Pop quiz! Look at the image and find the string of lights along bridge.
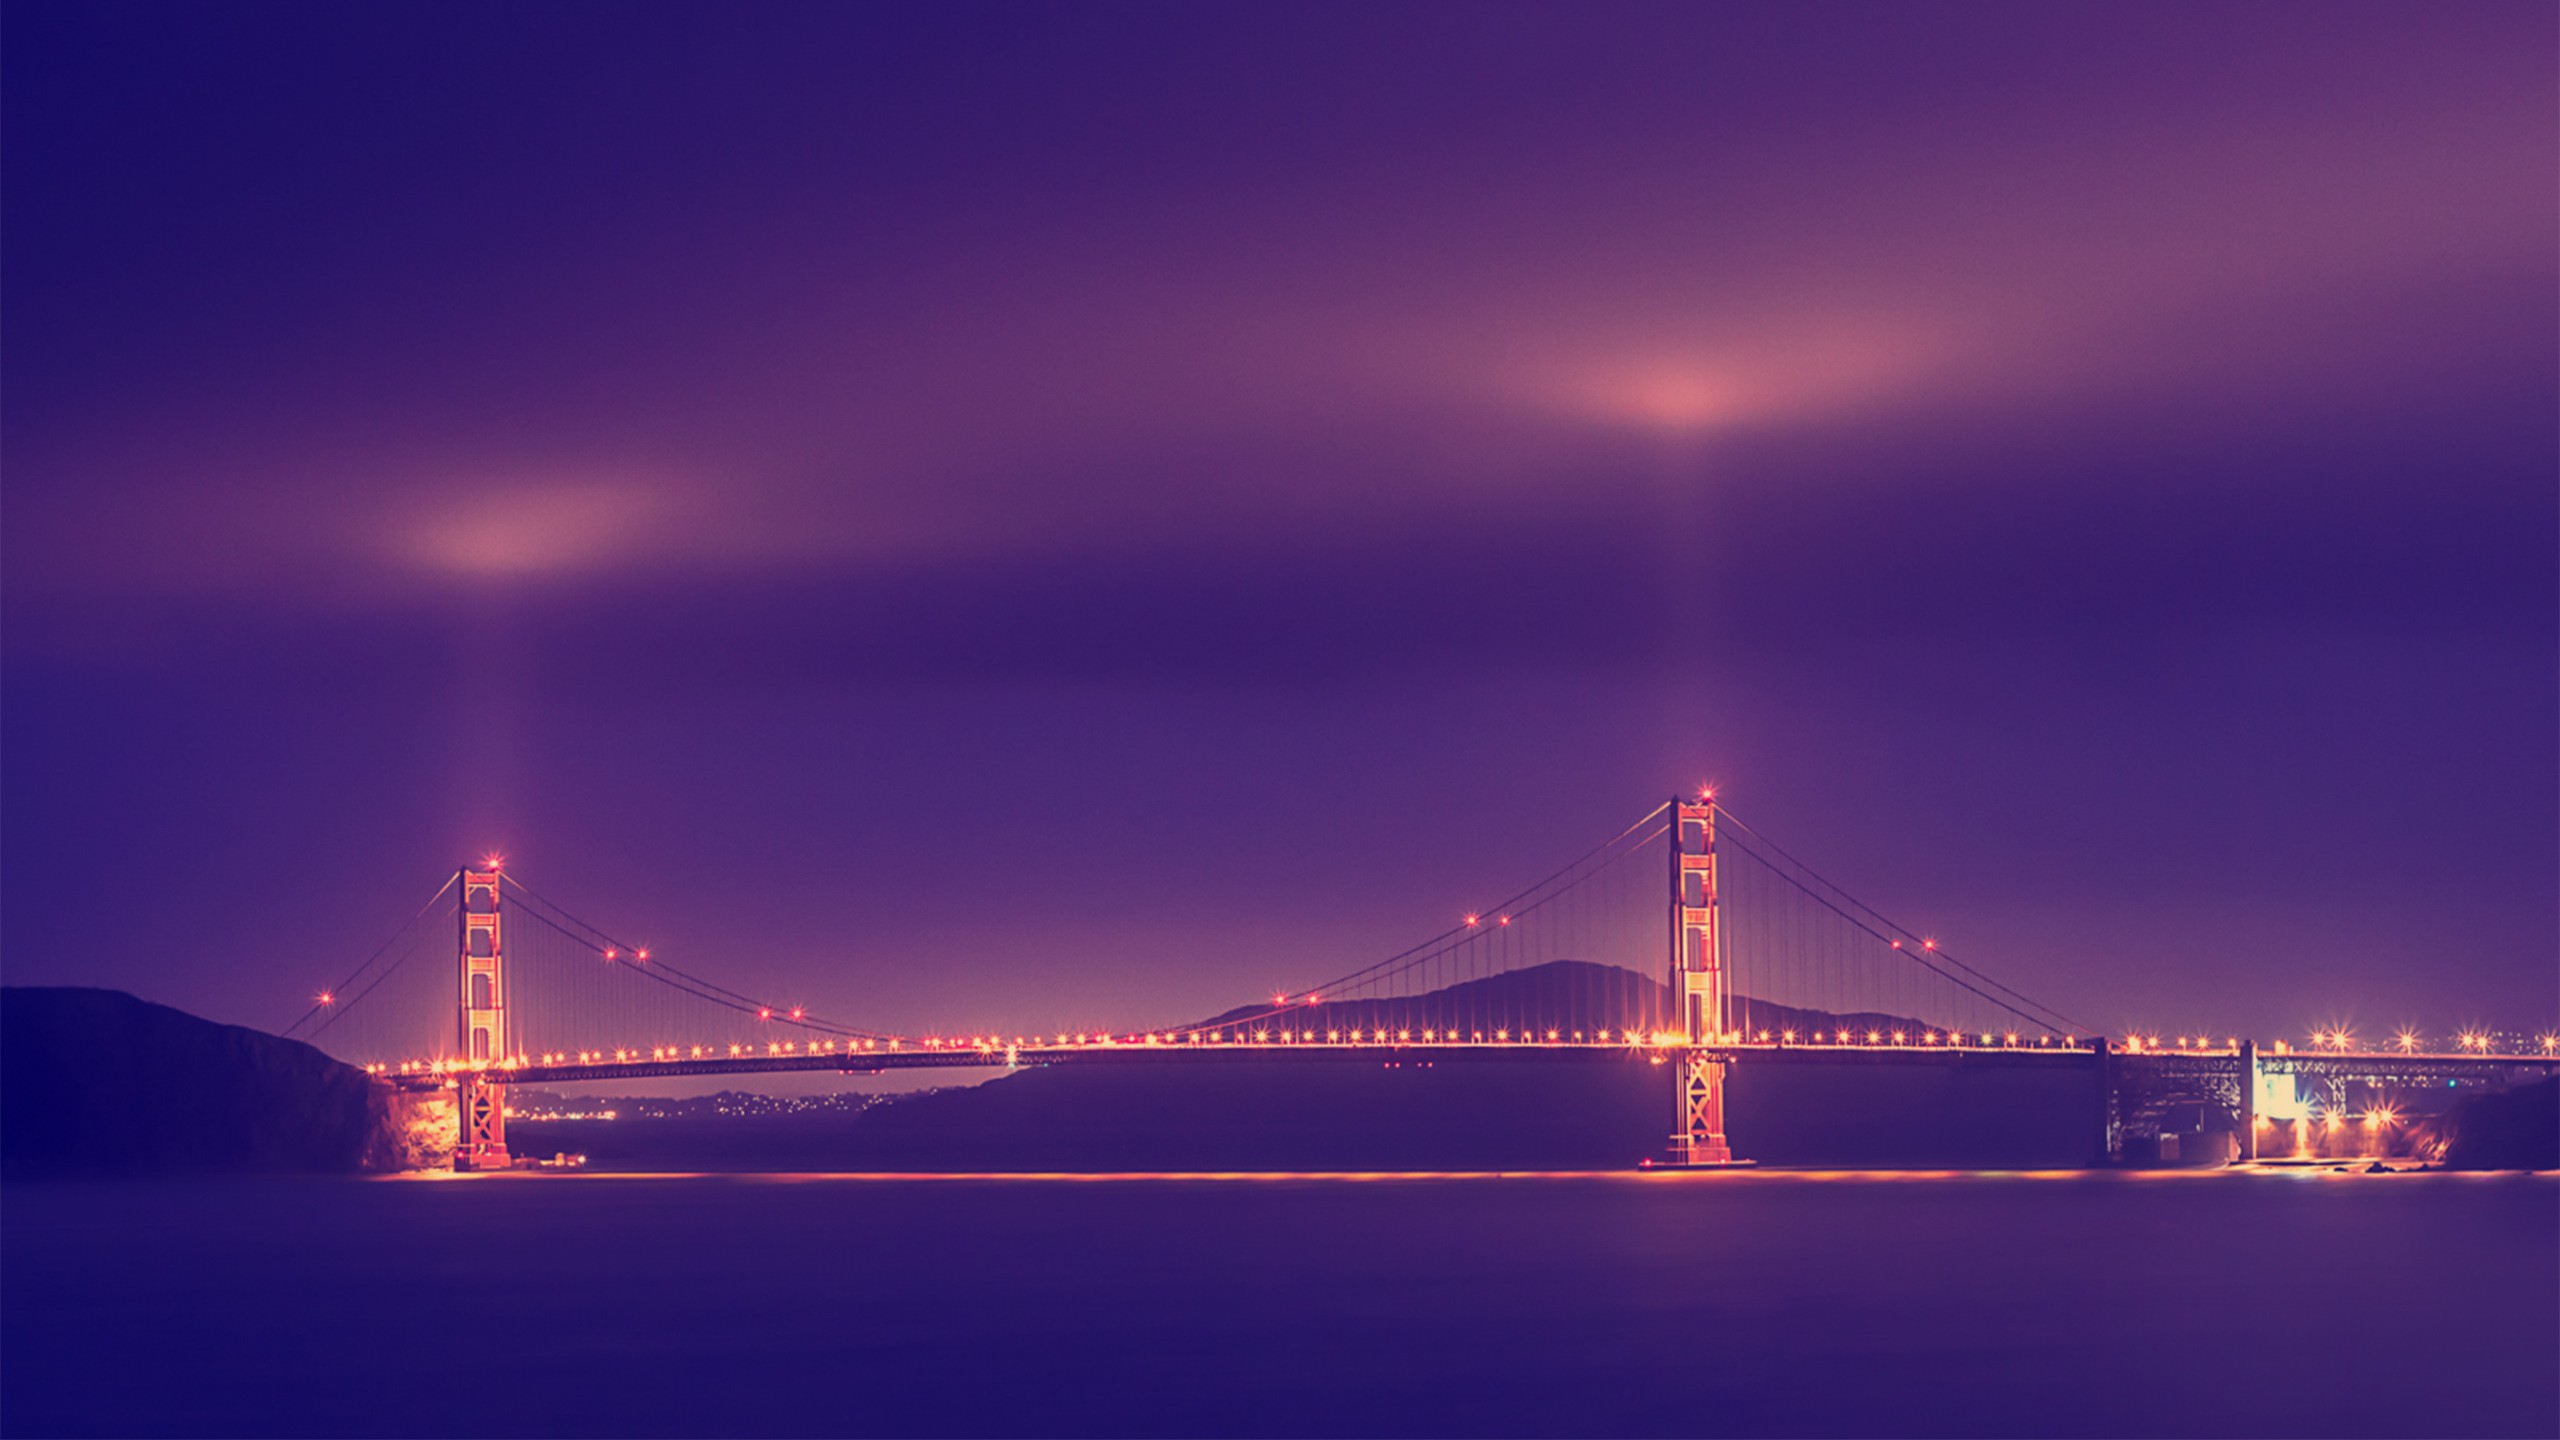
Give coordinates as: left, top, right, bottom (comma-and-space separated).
285, 795, 2557, 1171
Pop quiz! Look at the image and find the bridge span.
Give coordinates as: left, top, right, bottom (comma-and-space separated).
384, 1033, 2555, 1168
290, 795, 2556, 1170
394, 1032, 2117, 1089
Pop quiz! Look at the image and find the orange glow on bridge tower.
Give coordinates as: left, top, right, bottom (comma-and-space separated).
1672, 798, 1735, 1164
456, 866, 511, 1171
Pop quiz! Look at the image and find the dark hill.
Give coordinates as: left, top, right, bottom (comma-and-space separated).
2434, 1075, 2559, 1171
1, 987, 405, 1177
1197, 959, 1937, 1045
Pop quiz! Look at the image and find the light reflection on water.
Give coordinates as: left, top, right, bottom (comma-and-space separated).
7, 1170, 2553, 1437
389, 1163, 2518, 1184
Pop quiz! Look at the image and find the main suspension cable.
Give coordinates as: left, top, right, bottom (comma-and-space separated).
284, 871, 461, 1038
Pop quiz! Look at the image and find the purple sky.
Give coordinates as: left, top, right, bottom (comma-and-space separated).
6, 2, 2553, 1046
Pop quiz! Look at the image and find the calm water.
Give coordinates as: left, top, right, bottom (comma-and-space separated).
5, 1170, 2553, 1437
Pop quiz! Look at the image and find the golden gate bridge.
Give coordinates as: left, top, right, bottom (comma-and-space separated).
283, 796, 2558, 1171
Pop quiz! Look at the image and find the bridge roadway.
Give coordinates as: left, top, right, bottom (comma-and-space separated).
2259, 1051, 2560, 1083
387, 1036, 2112, 1089
380, 1034, 2555, 1092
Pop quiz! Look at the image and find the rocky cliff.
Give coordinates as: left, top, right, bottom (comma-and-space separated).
2428, 1075, 2559, 1171
1, 987, 429, 1177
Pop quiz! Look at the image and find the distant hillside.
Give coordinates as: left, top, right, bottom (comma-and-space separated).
1, 987, 416, 1177
1195, 959, 1934, 1042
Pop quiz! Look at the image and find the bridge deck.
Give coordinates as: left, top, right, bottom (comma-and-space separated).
388, 1037, 2134, 1090
2257, 1052, 2560, 1081
379, 1039, 2558, 1092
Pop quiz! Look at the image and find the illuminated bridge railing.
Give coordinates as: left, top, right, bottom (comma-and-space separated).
366, 1028, 2130, 1089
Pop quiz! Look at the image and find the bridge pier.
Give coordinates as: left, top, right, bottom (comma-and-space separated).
1674, 1054, 1733, 1165
457, 1072, 510, 1171
2093, 1036, 2116, 1164
2236, 1041, 2257, 1162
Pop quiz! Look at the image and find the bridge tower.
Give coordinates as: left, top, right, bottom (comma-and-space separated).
456, 866, 511, 1171
1671, 798, 1735, 1164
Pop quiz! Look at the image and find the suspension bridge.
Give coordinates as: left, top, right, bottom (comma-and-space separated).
285, 796, 2557, 1171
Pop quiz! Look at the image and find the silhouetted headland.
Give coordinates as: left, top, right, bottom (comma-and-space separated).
0, 987, 432, 1178
2433, 1075, 2559, 1170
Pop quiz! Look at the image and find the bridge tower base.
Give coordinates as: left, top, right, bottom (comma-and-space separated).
2235, 1041, 2258, 1163
2093, 1036, 2116, 1165
1674, 1054, 1734, 1165
457, 1072, 511, 1172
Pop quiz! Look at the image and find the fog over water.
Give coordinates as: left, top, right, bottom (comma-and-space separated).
6, 1172, 2551, 1436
